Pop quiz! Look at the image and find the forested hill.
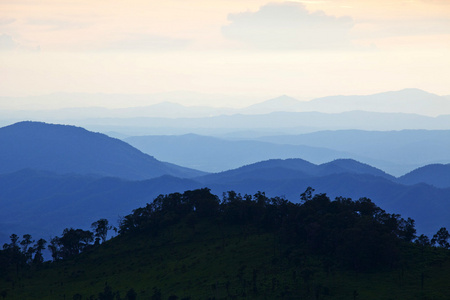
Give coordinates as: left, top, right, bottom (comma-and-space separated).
1, 188, 450, 299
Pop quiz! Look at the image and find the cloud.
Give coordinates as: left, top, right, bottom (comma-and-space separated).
0, 18, 16, 26
421, 0, 450, 4
26, 18, 91, 31
0, 33, 40, 52
104, 34, 191, 52
0, 34, 17, 50
222, 2, 354, 50
353, 17, 450, 40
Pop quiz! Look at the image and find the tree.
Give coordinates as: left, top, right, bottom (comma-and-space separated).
8, 234, 20, 252
59, 228, 94, 258
48, 237, 60, 261
91, 219, 112, 244
20, 234, 35, 263
300, 187, 315, 202
125, 288, 137, 300
33, 238, 47, 264
431, 227, 450, 249
151, 287, 162, 300
20, 234, 34, 254
398, 218, 417, 242
73, 293, 83, 300
98, 284, 115, 300
415, 234, 431, 248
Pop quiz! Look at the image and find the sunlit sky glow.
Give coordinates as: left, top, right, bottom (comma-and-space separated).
1, 0, 449, 107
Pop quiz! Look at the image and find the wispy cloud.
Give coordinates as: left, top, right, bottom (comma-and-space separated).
0, 33, 40, 52
0, 33, 17, 50
0, 17, 15, 26
222, 2, 354, 50
103, 34, 191, 52
26, 18, 92, 31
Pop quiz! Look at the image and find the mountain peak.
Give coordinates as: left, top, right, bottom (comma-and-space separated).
0, 121, 205, 180
242, 95, 301, 114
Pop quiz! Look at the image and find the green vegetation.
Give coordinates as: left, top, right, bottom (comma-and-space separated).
1, 188, 450, 299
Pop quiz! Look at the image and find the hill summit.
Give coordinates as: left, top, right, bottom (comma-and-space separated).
0, 121, 205, 180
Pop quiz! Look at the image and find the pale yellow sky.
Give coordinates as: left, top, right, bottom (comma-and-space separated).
1, 0, 449, 107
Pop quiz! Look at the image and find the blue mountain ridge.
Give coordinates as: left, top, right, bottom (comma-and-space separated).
0, 121, 205, 180
1, 121, 449, 246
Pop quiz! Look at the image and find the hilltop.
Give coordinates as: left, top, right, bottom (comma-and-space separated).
0, 121, 205, 180
1, 188, 449, 299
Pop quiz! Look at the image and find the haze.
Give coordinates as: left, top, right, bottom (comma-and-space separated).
1, 0, 450, 109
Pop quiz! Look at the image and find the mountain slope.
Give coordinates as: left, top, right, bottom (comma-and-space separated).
0, 169, 202, 245
398, 164, 450, 188
305, 88, 450, 116
195, 159, 449, 235
0, 121, 205, 179
1, 156, 450, 247
256, 129, 450, 176
240, 95, 302, 114
3, 193, 450, 300
124, 134, 358, 172
196, 158, 394, 184
317, 158, 395, 179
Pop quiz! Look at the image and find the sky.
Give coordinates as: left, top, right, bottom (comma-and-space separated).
1, 0, 450, 108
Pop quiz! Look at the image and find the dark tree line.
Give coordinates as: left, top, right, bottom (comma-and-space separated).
118, 187, 450, 271
0, 218, 113, 274
2, 188, 449, 271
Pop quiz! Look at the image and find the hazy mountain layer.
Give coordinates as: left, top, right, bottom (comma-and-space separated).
0, 122, 205, 180
398, 164, 450, 188
1, 89, 449, 120
198, 159, 449, 235
305, 88, 450, 116
124, 134, 358, 172
2, 122, 450, 247
123, 130, 450, 176
0, 169, 202, 245
1, 157, 449, 247
255, 129, 450, 176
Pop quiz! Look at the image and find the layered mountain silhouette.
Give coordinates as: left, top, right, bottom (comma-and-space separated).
0, 169, 201, 244
1, 121, 450, 248
3, 89, 450, 138
256, 129, 450, 175
196, 158, 394, 184
2, 89, 449, 119
65, 110, 450, 138
124, 134, 356, 172
0, 121, 205, 180
124, 130, 450, 176
306, 88, 450, 116
196, 159, 449, 237
398, 164, 450, 188
241, 89, 450, 116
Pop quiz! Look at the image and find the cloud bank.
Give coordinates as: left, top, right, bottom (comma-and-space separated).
0, 34, 17, 50
104, 34, 191, 52
222, 2, 354, 50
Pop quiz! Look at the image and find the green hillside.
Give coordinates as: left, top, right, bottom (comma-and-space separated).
1, 188, 450, 299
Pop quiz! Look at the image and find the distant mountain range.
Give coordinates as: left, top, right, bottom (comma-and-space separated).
2, 89, 450, 138
253, 129, 450, 175
1, 89, 449, 118
1, 121, 450, 248
197, 159, 450, 238
398, 164, 450, 188
0, 170, 201, 245
0, 122, 205, 180
124, 130, 450, 176
124, 134, 357, 172
72, 111, 450, 138
303, 88, 450, 116
196, 158, 394, 184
